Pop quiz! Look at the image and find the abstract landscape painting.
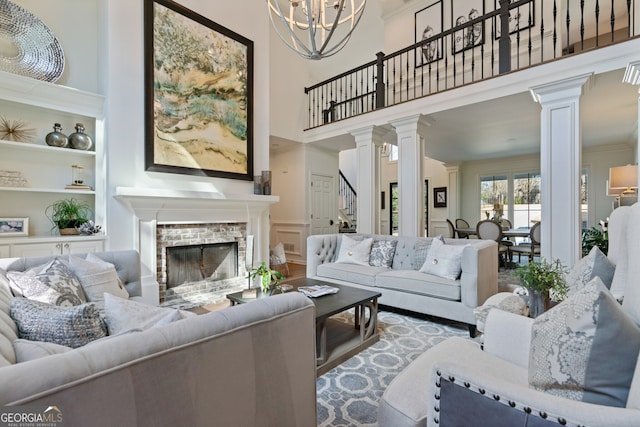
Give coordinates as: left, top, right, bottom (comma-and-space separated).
145, 0, 253, 180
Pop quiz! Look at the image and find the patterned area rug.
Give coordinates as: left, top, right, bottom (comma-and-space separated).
316, 309, 471, 426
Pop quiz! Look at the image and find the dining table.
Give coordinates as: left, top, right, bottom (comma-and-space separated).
454, 226, 531, 238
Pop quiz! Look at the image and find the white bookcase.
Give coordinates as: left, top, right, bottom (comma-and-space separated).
0, 71, 106, 256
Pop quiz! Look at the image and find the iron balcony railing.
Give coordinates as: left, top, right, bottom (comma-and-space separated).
304, 0, 637, 130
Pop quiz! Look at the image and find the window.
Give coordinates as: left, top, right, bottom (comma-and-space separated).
389, 144, 398, 161
390, 182, 398, 235
480, 175, 508, 220
581, 167, 588, 229
513, 172, 541, 229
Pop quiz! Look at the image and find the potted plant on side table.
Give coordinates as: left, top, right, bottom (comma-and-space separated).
248, 261, 285, 295
45, 198, 92, 235
515, 258, 569, 318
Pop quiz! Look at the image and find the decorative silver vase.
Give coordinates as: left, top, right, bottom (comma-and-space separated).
45, 123, 68, 147
68, 123, 93, 150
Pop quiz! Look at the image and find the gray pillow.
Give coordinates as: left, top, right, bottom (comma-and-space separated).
68, 253, 129, 309
103, 293, 184, 335
529, 276, 640, 407
13, 339, 72, 363
413, 239, 432, 270
369, 240, 397, 268
566, 246, 615, 297
10, 298, 107, 349
7, 259, 87, 306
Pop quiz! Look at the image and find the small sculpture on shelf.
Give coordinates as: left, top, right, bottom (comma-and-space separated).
0, 116, 35, 143
75, 220, 102, 236
45, 123, 68, 147
68, 123, 93, 150
65, 165, 92, 190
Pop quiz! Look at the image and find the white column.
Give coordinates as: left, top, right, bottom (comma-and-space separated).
351, 126, 385, 234
530, 73, 592, 268
390, 115, 427, 236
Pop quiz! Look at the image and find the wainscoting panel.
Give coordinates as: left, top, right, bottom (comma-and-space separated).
432, 220, 450, 238
270, 222, 310, 264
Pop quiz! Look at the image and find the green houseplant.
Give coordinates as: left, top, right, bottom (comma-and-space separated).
581, 226, 608, 256
248, 261, 285, 294
45, 198, 92, 235
515, 258, 569, 317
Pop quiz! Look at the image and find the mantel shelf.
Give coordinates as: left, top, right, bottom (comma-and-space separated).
114, 187, 280, 213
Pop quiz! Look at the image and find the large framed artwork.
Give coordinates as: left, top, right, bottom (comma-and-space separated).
493, 0, 535, 39
451, 0, 484, 54
414, 0, 443, 67
144, 0, 254, 180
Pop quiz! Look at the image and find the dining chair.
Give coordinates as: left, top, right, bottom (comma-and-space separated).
509, 222, 541, 263
455, 218, 471, 239
445, 219, 456, 238
476, 219, 509, 267
499, 218, 515, 258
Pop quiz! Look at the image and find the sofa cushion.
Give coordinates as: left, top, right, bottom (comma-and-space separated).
335, 235, 373, 266
69, 253, 129, 309
376, 270, 461, 300
566, 246, 615, 298
419, 238, 466, 280
369, 240, 397, 268
391, 237, 422, 270
10, 298, 107, 349
104, 293, 184, 335
316, 263, 386, 287
7, 259, 87, 307
529, 277, 640, 407
13, 339, 72, 362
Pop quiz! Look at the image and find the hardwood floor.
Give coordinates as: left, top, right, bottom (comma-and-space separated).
190, 262, 306, 314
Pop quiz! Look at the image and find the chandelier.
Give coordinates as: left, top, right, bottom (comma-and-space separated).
267, 0, 366, 60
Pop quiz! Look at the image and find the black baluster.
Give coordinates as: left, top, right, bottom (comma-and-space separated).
553, 1, 558, 58
595, 0, 600, 47
566, 0, 571, 52
610, 0, 615, 43
540, 0, 545, 61
528, 6, 533, 66
580, 0, 585, 51
628, 0, 632, 38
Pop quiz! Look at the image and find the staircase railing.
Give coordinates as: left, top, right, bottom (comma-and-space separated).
339, 170, 357, 227
305, 0, 636, 130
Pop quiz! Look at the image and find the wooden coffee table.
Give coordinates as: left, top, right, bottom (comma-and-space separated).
226, 277, 381, 376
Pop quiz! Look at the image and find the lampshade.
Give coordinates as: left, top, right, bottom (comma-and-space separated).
609, 165, 638, 192
267, 0, 366, 60
606, 180, 624, 197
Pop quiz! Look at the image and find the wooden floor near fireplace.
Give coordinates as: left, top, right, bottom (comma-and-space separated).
189, 262, 306, 314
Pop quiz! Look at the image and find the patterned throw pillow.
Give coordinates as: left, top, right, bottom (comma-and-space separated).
7, 259, 87, 306
565, 246, 615, 298
335, 235, 374, 266
413, 239, 432, 270
369, 240, 398, 268
10, 298, 107, 349
419, 238, 466, 280
529, 277, 640, 407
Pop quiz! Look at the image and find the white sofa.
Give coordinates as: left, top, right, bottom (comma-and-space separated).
0, 250, 317, 427
378, 204, 640, 427
306, 234, 499, 336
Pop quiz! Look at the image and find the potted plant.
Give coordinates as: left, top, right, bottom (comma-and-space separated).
515, 258, 569, 318
248, 261, 285, 294
45, 198, 92, 235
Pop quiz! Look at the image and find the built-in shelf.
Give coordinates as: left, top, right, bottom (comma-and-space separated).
0, 187, 95, 195
0, 139, 96, 156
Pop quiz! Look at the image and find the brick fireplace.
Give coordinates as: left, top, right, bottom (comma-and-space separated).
156, 222, 249, 305
114, 186, 279, 305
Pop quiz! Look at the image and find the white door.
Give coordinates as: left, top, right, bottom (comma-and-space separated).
310, 174, 338, 235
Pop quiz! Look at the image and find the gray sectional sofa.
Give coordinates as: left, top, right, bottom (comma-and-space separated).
307, 234, 499, 335
0, 250, 317, 427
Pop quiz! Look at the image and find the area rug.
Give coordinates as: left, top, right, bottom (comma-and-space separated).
316, 309, 471, 426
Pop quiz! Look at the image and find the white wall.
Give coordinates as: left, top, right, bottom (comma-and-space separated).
339, 149, 358, 188
14, 0, 273, 253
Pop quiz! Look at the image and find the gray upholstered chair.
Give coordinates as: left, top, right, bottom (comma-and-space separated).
476, 219, 509, 267
509, 222, 541, 263
455, 218, 471, 239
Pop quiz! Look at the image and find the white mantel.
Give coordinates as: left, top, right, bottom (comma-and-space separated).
114, 186, 279, 303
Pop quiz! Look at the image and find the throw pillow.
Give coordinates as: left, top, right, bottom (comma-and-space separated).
103, 293, 183, 335
335, 235, 373, 266
473, 292, 528, 333
529, 277, 640, 407
413, 239, 432, 270
270, 242, 286, 265
369, 240, 398, 268
565, 246, 615, 297
68, 253, 129, 309
7, 259, 87, 306
10, 298, 107, 349
13, 339, 72, 363
419, 238, 466, 280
